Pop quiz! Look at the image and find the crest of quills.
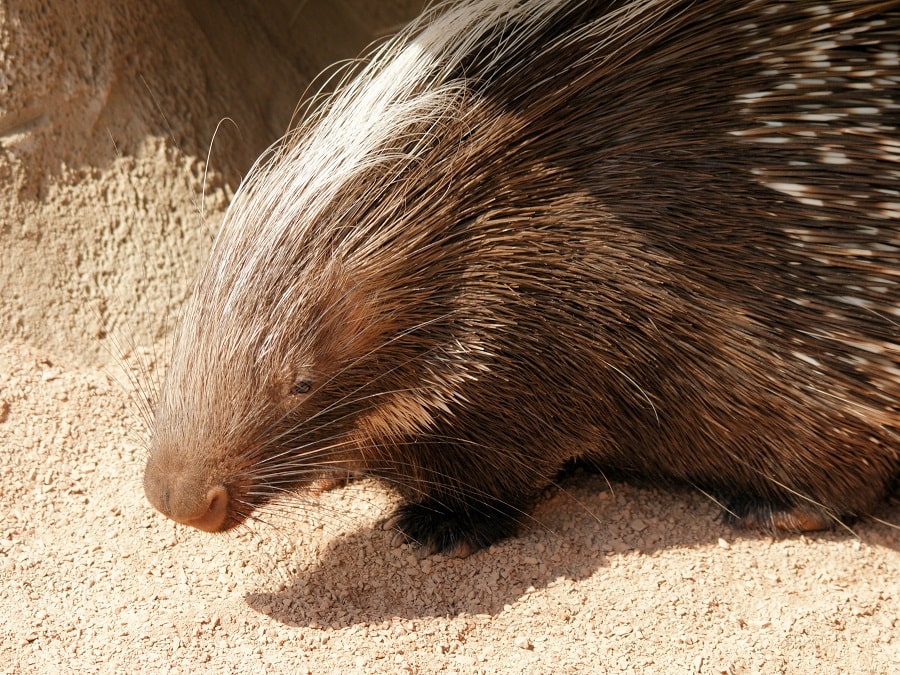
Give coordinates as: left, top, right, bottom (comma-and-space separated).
143, 0, 900, 558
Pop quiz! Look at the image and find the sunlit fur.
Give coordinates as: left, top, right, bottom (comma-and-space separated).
144, 0, 900, 554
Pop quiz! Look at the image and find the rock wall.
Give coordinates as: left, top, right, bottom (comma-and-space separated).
0, 0, 424, 366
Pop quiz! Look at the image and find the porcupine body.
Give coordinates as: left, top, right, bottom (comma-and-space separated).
144, 0, 900, 556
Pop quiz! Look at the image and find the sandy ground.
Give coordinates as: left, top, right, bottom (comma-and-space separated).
1, 1, 899, 673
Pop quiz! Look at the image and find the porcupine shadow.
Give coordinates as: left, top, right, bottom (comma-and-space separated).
244, 473, 900, 626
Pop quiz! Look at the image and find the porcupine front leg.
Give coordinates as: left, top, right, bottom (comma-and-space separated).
375, 432, 546, 556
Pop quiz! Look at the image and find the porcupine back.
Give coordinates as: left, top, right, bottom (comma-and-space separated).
144, 0, 900, 555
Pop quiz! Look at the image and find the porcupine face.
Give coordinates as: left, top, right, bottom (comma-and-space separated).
143, 0, 900, 551
142, 252, 384, 532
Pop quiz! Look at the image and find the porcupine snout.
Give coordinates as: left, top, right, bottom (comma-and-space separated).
143, 449, 230, 533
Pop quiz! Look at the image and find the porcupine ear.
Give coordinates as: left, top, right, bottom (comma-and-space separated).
273, 259, 382, 404
305, 258, 383, 367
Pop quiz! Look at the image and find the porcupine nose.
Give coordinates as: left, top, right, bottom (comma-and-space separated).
170, 485, 229, 532
143, 456, 230, 532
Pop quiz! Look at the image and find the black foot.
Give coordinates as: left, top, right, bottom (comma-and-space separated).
723, 495, 842, 532
387, 497, 526, 557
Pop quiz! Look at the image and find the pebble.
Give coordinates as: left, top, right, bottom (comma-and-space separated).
514, 636, 533, 650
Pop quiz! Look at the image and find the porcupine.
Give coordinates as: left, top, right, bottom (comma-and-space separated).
143, 0, 900, 556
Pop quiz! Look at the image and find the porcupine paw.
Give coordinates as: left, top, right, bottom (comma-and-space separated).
384, 499, 523, 558
723, 497, 841, 532
308, 470, 361, 495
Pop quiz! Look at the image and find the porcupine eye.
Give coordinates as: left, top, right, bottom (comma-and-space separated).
291, 378, 313, 395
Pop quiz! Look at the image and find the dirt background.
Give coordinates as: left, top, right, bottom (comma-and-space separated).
1, 1, 899, 672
